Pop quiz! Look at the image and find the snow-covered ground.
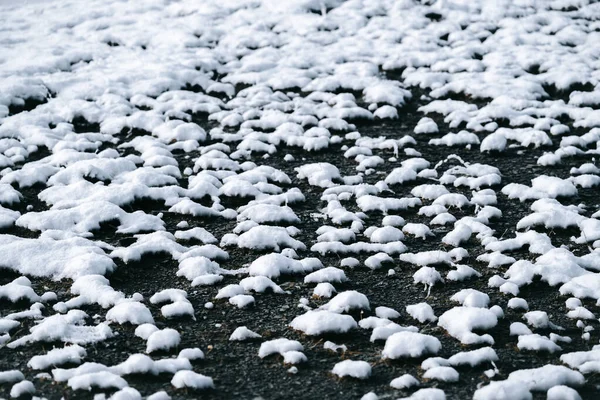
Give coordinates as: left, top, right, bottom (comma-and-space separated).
1, 0, 600, 398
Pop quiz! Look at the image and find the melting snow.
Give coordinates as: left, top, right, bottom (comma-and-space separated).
1, 0, 599, 397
